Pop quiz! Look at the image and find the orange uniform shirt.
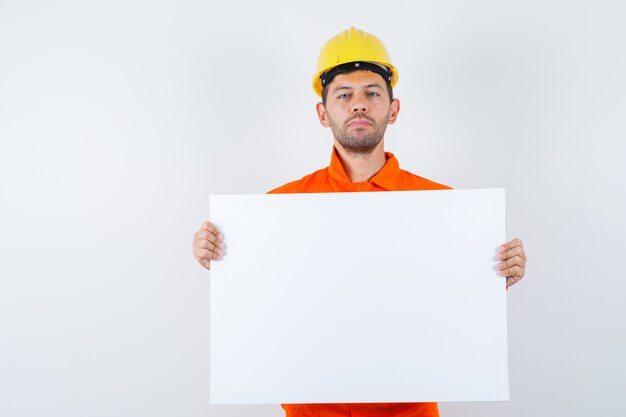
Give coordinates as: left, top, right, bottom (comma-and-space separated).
269, 147, 450, 417
270, 148, 450, 194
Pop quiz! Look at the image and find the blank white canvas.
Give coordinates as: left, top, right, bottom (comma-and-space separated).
209, 189, 507, 404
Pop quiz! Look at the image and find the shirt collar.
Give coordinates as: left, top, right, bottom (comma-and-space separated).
328, 146, 401, 191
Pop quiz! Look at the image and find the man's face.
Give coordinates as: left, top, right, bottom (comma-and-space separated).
316, 70, 400, 155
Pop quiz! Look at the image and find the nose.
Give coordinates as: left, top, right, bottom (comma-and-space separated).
351, 95, 368, 113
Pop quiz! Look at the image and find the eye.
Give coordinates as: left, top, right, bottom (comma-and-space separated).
337, 92, 351, 99
366, 91, 380, 97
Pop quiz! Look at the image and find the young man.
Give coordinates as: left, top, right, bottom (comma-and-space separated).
193, 27, 527, 417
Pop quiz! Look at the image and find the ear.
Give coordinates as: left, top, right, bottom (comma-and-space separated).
387, 98, 400, 125
316, 102, 331, 127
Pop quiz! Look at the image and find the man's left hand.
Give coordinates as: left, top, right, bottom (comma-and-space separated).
496, 238, 527, 288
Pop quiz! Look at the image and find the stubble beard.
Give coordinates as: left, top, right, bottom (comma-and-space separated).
329, 114, 389, 156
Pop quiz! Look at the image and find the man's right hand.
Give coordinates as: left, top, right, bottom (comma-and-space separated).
192, 221, 224, 270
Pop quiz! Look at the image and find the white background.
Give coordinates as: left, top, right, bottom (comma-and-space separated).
0, 1, 624, 416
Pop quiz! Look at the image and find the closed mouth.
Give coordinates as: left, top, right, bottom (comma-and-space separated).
347, 117, 373, 128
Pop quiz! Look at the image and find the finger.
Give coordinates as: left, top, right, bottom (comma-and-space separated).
496, 255, 526, 272
497, 238, 523, 253
195, 239, 216, 251
195, 239, 225, 257
193, 230, 225, 249
194, 229, 217, 242
193, 247, 222, 262
497, 265, 524, 279
200, 222, 223, 240
496, 246, 526, 262
506, 275, 522, 288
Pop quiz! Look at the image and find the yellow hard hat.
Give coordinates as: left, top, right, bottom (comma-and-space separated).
312, 27, 399, 97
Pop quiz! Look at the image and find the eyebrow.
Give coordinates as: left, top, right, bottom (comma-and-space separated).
331, 84, 385, 93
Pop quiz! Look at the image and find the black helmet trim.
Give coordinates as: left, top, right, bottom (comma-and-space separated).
320, 61, 392, 90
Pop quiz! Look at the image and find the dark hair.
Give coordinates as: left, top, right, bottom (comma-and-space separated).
321, 69, 394, 104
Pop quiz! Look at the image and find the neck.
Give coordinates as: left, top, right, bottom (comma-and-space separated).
333, 140, 387, 182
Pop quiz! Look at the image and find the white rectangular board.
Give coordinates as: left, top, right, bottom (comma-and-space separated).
209, 189, 508, 404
